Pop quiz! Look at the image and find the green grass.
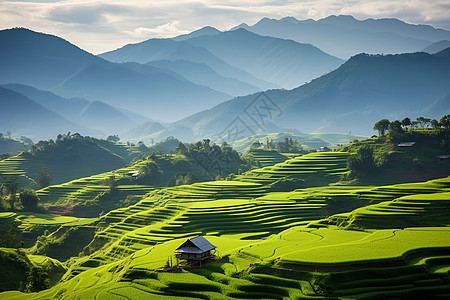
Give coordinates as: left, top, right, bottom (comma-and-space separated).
238, 151, 349, 187
245, 148, 288, 167
0, 138, 145, 187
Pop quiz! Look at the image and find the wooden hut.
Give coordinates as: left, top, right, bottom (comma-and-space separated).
175, 236, 217, 267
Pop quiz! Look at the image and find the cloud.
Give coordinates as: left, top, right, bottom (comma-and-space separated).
0, 0, 449, 54
128, 21, 190, 39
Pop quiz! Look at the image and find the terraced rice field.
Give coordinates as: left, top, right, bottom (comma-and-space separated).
1, 150, 449, 299
0, 156, 36, 186
239, 152, 349, 185
245, 148, 288, 167
36, 161, 155, 208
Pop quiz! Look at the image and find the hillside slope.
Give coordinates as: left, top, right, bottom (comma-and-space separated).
0, 87, 95, 140
0, 28, 231, 122
164, 51, 450, 139
3, 170, 449, 298
0, 136, 142, 186
186, 28, 344, 89
100, 38, 274, 91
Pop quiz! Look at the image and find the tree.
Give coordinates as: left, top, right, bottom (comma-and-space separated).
416, 117, 431, 128
440, 115, 450, 129
373, 119, 390, 136
347, 145, 376, 178
106, 135, 120, 143
20, 189, 39, 210
401, 117, 411, 130
138, 161, 162, 184
6, 131, 11, 138
0, 221, 23, 248
176, 142, 188, 155
175, 173, 192, 186
389, 120, 403, 134
104, 175, 118, 193
26, 267, 51, 292
37, 165, 52, 188
2, 176, 20, 210
431, 119, 440, 129
137, 141, 146, 149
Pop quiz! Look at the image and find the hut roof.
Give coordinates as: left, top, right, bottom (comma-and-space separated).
175, 236, 216, 254
397, 142, 415, 147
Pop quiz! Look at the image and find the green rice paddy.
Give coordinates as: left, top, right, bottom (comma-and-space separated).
1, 150, 449, 299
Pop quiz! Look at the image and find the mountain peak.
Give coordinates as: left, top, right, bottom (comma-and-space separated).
319, 14, 358, 24
280, 16, 299, 24
173, 26, 221, 41
229, 23, 250, 31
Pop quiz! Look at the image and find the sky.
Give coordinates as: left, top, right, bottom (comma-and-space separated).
1, 0, 450, 54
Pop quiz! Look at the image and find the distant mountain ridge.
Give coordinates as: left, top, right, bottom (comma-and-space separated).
100, 37, 275, 91
0, 86, 96, 140
101, 28, 343, 90
185, 28, 344, 89
233, 15, 450, 58
422, 40, 450, 54
1, 83, 153, 136
141, 49, 450, 140
0, 28, 233, 122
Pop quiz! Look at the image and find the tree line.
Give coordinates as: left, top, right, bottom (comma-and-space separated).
373, 115, 450, 136
251, 137, 308, 154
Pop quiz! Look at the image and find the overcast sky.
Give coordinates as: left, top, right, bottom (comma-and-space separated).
1, 0, 450, 54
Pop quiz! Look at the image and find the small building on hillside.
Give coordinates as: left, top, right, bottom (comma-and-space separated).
127, 171, 139, 179
175, 236, 217, 267
397, 142, 416, 151
317, 146, 331, 152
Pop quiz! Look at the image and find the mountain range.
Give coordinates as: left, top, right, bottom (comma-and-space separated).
0, 28, 231, 121
0, 86, 94, 139
0, 83, 154, 139
145, 49, 450, 141
102, 28, 344, 89
1, 16, 450, 143
234, 15, 450, 58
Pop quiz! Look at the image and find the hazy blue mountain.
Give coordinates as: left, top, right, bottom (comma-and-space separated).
422, 41, 450, 54
123, 120, 166, 140
173, 26, 221, 41
0, 28, 105, 90
0, 28, 234, 121
233, 15, 448, 58
318, 15, 450, 41
148, 51, 450, 140
1, 83, 150, 134
422, 94, 450, 117
77, 101, 134, 134
185, 28, 344, 89
146, 60, 260, 96
99, 38, 275, 90
0, 87, 95, 140
54, 62, 230, 121
1, 83, 89, 121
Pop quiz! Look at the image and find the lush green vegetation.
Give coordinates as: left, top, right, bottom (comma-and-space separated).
230, 132, 367, 152
342, 116, 450, 184
0, 125, 449, 299
0, 134, 29, 159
